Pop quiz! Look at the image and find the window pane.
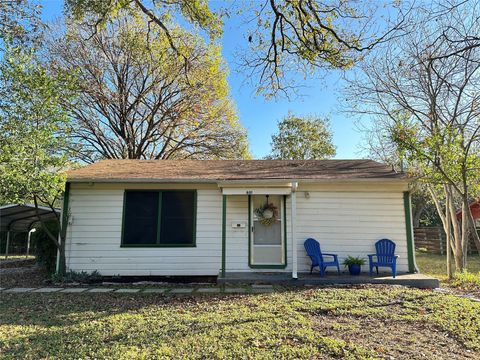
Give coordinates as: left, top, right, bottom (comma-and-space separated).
253, 221, 282, 245
123, 191, 159, 245
160, 191, 195, 245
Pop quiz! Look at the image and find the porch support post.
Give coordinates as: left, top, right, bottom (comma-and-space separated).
403, 191, 417, 273
221, 194, 227, 278
291, 183, 298, 279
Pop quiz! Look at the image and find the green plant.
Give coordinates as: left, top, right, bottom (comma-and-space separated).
51, 270, 102, 284
343, 256, 366, 267
451, 270, 480, 289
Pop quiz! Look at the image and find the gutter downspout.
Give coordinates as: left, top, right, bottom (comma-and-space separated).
291, 182, 298, 279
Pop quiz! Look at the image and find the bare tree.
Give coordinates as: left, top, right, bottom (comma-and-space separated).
345, 3, 480, 274
47, 13, 249, 163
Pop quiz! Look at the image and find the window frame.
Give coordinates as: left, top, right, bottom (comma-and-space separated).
120, 189, 197, 248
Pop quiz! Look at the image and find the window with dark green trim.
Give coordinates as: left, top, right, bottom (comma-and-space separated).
122, 190, 196, 247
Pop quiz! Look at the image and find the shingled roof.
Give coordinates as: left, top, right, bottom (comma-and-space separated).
67, 159, 407, 182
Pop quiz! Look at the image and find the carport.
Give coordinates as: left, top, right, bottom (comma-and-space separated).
0, 204, 60, 258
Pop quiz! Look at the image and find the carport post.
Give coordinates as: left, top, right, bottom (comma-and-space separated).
5, 230, 10, 259
26, 228, 36, 258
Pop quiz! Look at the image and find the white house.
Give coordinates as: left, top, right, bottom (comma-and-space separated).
63, 159, 416, 278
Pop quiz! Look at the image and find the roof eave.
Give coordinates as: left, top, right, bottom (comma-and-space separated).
68, 176, 411, 184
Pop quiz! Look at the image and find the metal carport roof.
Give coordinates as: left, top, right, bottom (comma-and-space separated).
0, 204, 60, 232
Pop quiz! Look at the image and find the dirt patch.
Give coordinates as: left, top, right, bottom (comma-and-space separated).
312, 315, 477, 359
0, 265, 50, 288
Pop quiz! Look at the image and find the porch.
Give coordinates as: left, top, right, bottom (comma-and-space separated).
218, 272, 439, 289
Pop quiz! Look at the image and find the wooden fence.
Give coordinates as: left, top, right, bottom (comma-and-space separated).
414, 227, 479, 255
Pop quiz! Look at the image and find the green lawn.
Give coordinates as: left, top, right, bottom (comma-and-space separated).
416, 251, 480, 291
416, 252, 480, 279
1, 287, 479, 359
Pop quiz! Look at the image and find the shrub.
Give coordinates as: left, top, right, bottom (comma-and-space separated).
51, 270, 102, 284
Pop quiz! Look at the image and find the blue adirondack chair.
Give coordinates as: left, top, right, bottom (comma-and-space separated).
304, 238, 340, 276
368, 239, 399, 278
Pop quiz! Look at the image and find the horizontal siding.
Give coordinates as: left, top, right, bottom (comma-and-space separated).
224, 190, 408, 274
66, 184, 223, 276
295, 191, 408, 273
225, 196, 250, 271
66, 182, 410, 276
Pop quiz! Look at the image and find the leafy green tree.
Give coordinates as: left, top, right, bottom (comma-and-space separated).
47, 12, 249, 162
0, 46, 76, 273
268, 113, 336, 160
64, 0, 222, 65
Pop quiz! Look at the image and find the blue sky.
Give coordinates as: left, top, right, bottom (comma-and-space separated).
40, 1, 366, 159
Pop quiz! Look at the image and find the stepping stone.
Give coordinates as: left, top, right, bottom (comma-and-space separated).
169, 288, 193, 294
60, 288, 88, 293
32, 288, 63, 293
87, 288, 114, 293
142, 288, 167, 293
251, 288, 275, 293
4, 288, 36, 293
196, 288, 221, 293
115, 289, 140, 293
224, 288, 247, 293
251, 284, 273, 289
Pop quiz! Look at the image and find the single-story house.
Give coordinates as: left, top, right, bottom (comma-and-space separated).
63, 159, 416, 278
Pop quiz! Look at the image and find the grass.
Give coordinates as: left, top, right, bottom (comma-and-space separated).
416, 252, 480, 291
0, 287, 479, 359
0, 255, 35, 261
416, 252, 480, 279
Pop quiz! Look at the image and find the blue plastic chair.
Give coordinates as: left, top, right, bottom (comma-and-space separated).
368, 239, 399, 278
304, 238, 340, 277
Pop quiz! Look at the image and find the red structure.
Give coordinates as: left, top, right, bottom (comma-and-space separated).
456, 199, 480, 220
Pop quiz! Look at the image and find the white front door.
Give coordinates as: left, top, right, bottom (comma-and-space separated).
250, 195, 285, 267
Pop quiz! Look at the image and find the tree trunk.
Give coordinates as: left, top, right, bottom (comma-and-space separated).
446, 185, 464, 271
58, 236, 66, 275
445, 190, 453, 279
413, 203, 426, 228
33, 195, 66, 275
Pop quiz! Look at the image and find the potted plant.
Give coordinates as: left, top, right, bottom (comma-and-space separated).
343, 256, 366, 276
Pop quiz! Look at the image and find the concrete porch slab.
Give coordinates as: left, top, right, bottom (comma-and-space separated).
218, 272, 439, 289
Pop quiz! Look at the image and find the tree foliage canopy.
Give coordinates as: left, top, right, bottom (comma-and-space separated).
268, 113, 336, 160
48, 12, 249, 162
0, 47, 75, 205
64, 0, 411, 98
